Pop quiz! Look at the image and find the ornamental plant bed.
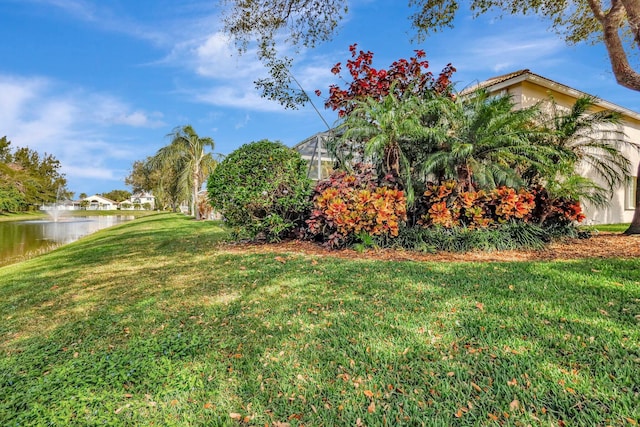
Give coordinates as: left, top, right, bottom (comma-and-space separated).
222, 232, 640, 263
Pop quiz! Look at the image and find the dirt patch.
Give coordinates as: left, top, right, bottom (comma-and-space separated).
221, 232, 640, 263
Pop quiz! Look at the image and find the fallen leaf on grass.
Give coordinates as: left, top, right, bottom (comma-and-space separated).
204, 402, 213, 409
363, 390, 374, 398
509, 399, 520, 411
470, 382, 482, 392
114, 404, 130, 414
229, 412, 242, 420
507, 378, 518, 386
274, 256, 287, 264
368, 401, 376, 413
475, 302, 484, 311
625, 418, 638, 425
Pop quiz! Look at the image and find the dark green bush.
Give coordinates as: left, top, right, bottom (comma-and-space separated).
207, 140, 312, 241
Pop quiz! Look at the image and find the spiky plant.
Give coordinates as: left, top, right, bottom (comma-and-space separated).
420, 89, 555, 192
531, 96, 638, 209
338, 93, 435, 205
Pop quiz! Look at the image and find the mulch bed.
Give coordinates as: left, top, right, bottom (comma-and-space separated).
221, 232, 640, 263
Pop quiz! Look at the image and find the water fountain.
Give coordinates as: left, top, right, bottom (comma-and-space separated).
41, 186, 67, 222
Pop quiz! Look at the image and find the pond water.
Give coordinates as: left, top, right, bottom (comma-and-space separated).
0, 215, 135, 267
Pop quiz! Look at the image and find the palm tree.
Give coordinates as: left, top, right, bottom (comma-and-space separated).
338, 94, 436, 205
420, 89, 554, 192
528, 96, 639, 214
151, 125, 217, 220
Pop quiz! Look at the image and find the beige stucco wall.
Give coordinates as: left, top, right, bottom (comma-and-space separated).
584, 117, 640, 224
502, 80, 640, 225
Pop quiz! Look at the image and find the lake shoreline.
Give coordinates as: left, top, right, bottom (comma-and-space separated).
0, 211, 161, 267
0, 209, 158, 222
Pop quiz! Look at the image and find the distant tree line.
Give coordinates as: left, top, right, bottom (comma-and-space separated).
0, 136, 68, 213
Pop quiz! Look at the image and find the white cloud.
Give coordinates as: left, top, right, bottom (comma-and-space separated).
193, 33, 264, 79
422, 13, 568, 85
64, 164, 117, 181
0, 73, 166, 190
31, 0, 96, 20
193, 86, 285, 112
454, 33, 564, 74
163, 29, 342, 114
113, 111, 165, 128
0, 76, 47, 124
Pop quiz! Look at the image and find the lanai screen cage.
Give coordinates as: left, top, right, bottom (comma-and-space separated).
293, 129, 338, 181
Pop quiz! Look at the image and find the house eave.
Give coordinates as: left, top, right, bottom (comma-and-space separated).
475, 71, 640, 122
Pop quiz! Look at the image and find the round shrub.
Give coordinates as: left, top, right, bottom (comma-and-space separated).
207, 140, 312, 241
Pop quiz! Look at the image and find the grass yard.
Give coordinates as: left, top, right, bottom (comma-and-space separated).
0, 213, 638, 426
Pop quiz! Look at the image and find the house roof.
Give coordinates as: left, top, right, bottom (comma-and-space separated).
461, 69, 640, 122
84, 194, 118, 204
131, 192, 154, 198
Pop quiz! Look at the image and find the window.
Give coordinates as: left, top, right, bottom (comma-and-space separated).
625, 176, 637, 210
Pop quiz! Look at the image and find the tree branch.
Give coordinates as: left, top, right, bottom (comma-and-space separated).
588, 0, 640, 91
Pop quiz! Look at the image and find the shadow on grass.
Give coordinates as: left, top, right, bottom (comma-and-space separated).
1, 213, 639, 425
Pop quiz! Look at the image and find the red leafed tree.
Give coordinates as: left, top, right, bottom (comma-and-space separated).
316, 44, 456, 117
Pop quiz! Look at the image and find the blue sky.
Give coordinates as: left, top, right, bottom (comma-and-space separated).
2, 0, 639, 196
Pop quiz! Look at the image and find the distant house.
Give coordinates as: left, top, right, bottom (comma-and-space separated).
294, 69, 640, 225
83, 195, 118, 210
120, 192, 155, 210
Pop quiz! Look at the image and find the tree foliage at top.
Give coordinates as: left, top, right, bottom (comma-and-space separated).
221, 0, 640, 95
411, 0, 640, 92
221, 0, 348, 108
0, 136, 67, 212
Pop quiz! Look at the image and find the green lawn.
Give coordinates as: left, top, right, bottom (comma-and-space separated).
1, 213, 638, 426
588, 223, 631, 233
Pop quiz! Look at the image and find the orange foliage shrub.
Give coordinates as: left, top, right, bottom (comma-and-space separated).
419, 181, 539, 228
307, 165, 407, 248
